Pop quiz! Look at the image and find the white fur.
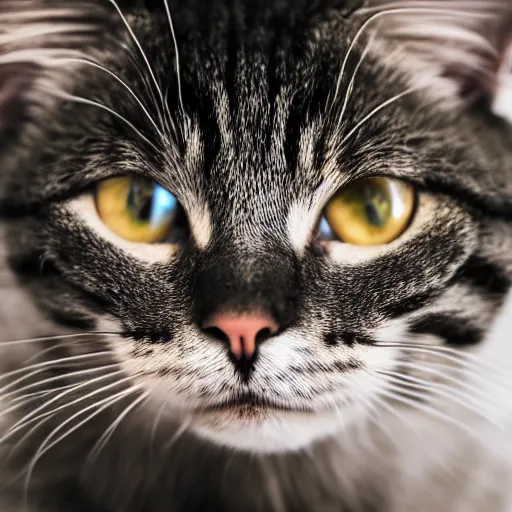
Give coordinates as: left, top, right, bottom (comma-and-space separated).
287, 199, 323, 254
104, 315, 399, 452
494, 41, 512, 121
372, 0, 512, 106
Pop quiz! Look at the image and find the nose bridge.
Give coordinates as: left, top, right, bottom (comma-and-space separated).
192, 243, 301, 328
209, 166, 288, 240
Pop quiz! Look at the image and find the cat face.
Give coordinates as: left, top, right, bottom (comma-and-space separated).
1, 0, 512, 453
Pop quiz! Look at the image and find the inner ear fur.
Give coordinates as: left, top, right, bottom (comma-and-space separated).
371, 0, 512, 109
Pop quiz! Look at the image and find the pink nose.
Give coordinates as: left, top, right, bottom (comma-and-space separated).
202, 312, 279, 359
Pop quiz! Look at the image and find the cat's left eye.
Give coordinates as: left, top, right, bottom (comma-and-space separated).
321, 177, 416, 246
95, 176, 182, 244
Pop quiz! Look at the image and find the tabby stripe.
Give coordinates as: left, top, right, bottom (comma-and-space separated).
324, 331, 374, 347
409, 313, 483, 347
381, 290, 440, 319
453, 255, 511, 296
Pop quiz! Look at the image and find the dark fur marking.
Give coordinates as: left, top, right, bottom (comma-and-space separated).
410, 314, 483, 347
381, 291, 439, 318
454, 254, 511, 296
324, 332, 374, 347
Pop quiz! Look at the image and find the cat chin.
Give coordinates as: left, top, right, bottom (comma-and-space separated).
188, 409, 347, 453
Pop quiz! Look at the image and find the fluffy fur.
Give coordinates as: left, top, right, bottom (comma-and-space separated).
0, 1, 511, 510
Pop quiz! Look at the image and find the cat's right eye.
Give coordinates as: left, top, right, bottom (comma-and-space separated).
95, 176, 184, 244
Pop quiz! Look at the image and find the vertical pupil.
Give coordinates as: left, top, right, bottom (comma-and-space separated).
363, 183, 389, 228
127, 180, 154, 222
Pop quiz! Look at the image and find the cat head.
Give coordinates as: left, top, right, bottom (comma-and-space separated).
0, 0, 511, 453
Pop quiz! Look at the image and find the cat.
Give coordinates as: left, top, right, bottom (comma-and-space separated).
0, 0, 511, 510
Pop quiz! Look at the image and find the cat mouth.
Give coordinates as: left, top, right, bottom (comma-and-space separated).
197, 392, 311, 414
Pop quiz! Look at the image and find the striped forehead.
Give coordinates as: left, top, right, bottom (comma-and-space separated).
178, 75, 326, 239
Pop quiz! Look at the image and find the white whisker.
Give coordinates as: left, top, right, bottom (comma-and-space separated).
163, 416, 192, 452
331, 5, 496, 108
376, 384, 494, 444
88, 391, 150, 461
0, 351, 111, 389
341, 85, 425, 146
7, 339, 106, 375
149, 395, 172, 456
22, 385, 141, 510
357, 1, 509, 15
163, 0, 184, 115
106, 0, 167, 128
376, 369, 501, 419
0, 385, 79, 422
1, 364, 120, 404
0, 23, 97, 45
388, 24, 496, 54
360, 390, 413, 448
375, 341, 511, 377
2, 371, 127, 447
377, 378, 504, 436
52, 57, 164, 138
0, 331, 118, 347
394, 358, 511, 398
335, 27, 377, 133
51, 90, 160, 152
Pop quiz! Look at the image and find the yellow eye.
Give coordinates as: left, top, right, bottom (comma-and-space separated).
323, 177, 415, 246
95, 176, 179, 244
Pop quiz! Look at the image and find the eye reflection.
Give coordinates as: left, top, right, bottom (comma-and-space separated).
320, 217, 334, 239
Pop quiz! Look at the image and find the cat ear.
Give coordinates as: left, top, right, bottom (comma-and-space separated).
0, 1, 109, 134
373, 0, 512, 115
0, 67, 31, 134
493, 39, 512, 121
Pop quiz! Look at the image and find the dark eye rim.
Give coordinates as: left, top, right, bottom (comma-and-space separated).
317, 176, 419, 244
93, 173, 177, 198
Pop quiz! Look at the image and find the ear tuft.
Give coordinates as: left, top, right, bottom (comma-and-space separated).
0, 1, 111, 133
370, 0, 512, 111
0, 66, 34, 134
493, 39, 512, 121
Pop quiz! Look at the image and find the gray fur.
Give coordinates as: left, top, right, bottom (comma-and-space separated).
0, 1, 511, 510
